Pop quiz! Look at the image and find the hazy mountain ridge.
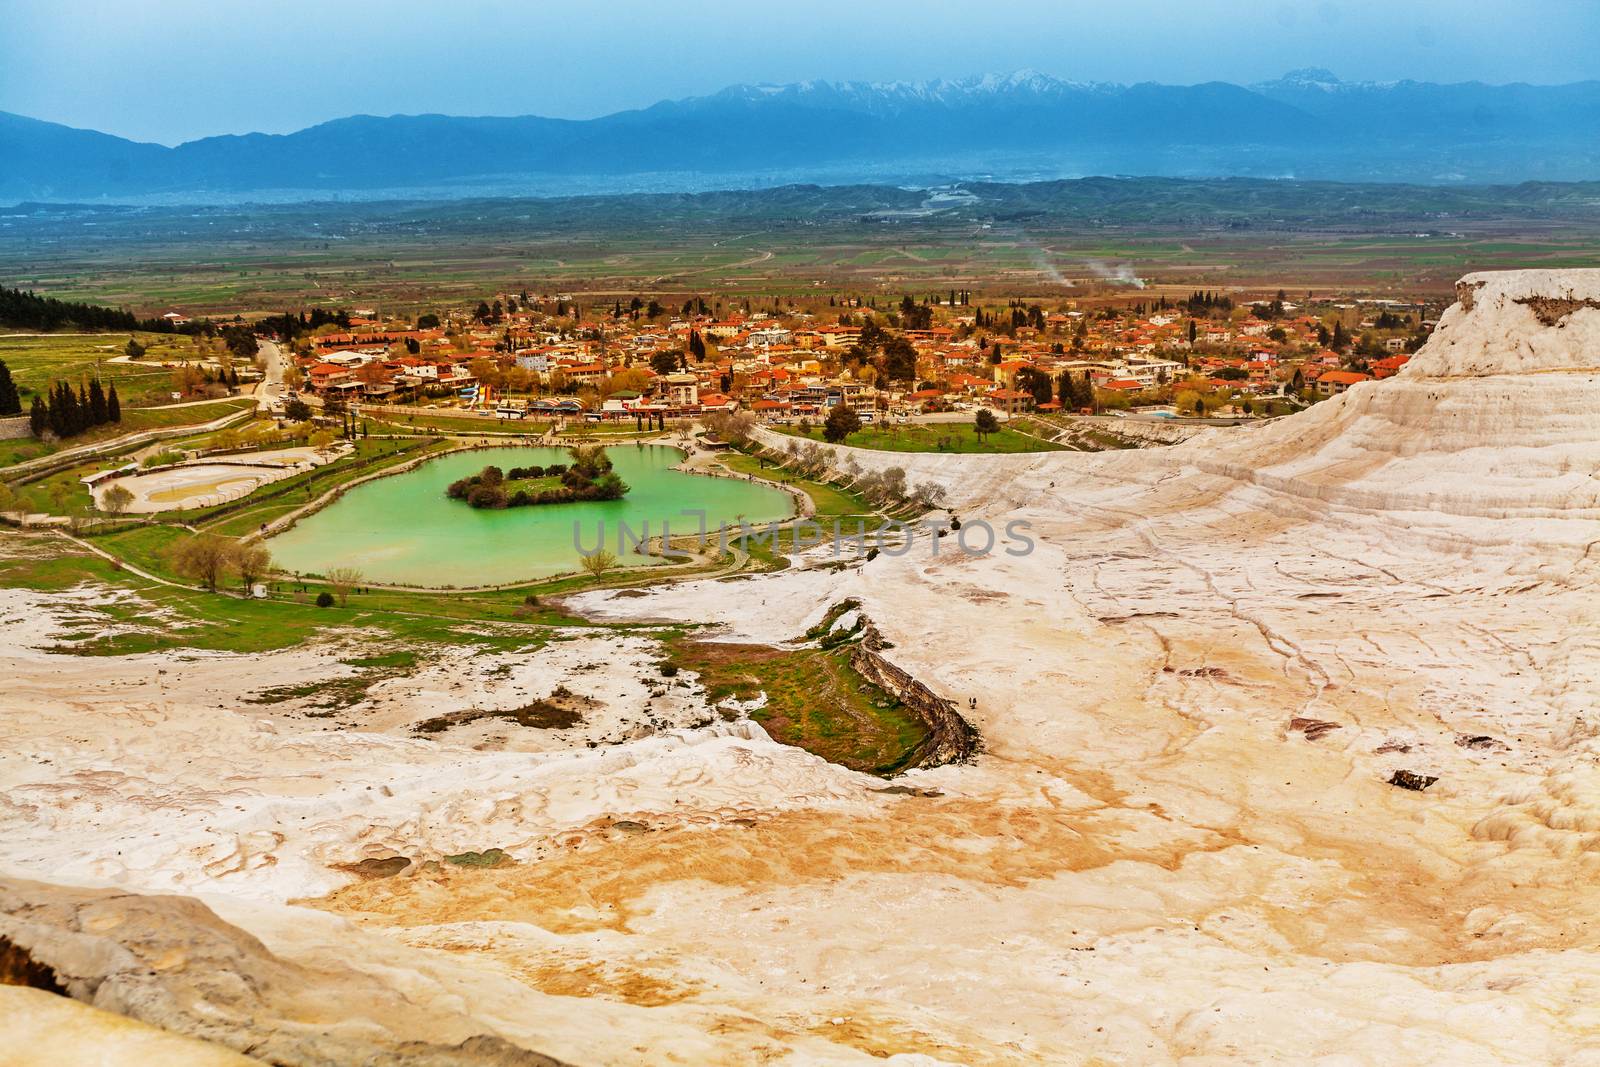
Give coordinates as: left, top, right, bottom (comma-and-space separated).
4, 70, 1598, 202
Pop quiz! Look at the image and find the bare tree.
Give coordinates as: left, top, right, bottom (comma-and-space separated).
169, 533, 236, 591
100, 483, 134, 516
912, 481, 949, 511
579, 548, 618, 581
324, 566, 364, 606
704, 410, 756, 446
235, 543, 273, 589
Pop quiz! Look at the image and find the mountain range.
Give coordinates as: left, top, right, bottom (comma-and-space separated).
4, 69, 1598, 203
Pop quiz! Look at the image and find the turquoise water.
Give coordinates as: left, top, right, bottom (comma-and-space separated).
268, 445, 793, 587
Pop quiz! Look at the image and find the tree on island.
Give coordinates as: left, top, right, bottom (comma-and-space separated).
974, 408, 1001, 441
446, 444, 627, 509
823, 404, 861, 444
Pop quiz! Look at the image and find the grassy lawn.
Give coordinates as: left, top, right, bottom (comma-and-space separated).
0, 397, 256, 469
366, 411, 551, 436
776, 422, 1065, 454
119, 397, 256, 432
0, 540, 563, 657
714, 448, 874, 521
0, 331, 213, 407
667, 636, 927, 776
566, 421, 678, 437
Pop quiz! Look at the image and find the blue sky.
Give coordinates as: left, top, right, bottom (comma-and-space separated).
3, 0, 1597, 144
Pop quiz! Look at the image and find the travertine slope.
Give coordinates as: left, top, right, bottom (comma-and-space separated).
3, 270, 1599, 1065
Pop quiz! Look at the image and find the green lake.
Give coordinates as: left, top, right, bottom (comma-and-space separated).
268, 445, 794, 587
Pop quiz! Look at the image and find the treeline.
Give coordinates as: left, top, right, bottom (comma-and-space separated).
29, 379, 121, 439
1182, 290, 1235, 316
1013, 367, 1099, 409
0, 285, 182, 333
253, 308, 352, 339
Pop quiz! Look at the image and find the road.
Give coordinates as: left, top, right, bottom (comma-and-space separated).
254, 339, 285, 411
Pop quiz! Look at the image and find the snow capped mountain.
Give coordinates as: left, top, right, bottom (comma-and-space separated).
693, 70, 1119, 115
5, 71, 1599, 201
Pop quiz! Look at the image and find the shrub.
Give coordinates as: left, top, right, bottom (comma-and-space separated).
467, 484, 507, 508
315, 591, 335, 607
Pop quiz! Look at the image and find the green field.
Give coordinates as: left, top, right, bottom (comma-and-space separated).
667, 636, 927, 776
366, 411, 551, 436
777, 422, 1066, 454
7, 179, 1600, 317
713, 448, 875, 520
0, 332, 225, 407
0, 396, 256, 469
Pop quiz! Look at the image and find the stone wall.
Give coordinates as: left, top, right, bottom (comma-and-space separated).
0, 417, 29, 441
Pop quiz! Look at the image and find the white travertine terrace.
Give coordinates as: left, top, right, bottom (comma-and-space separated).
3, 270, 1600, 1064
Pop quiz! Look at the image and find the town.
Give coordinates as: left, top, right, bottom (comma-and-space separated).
273, 287, 1430, 432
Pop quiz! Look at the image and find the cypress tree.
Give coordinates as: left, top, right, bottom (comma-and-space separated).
106, 382, 121, 423
48, 382, 70, 437
29, 395, 47, 437
77, 383, 91, 433
0, 360, 19, 416
88, 378, 108, 426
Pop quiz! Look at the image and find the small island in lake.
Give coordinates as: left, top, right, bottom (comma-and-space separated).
446, 444, 629, 508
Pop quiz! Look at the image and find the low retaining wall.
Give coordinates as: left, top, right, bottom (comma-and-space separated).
850, 620, 980, 769
5, 407, 257, 483
0, 416, 29, 441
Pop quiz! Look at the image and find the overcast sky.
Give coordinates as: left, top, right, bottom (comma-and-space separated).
3, 0, 1597, 144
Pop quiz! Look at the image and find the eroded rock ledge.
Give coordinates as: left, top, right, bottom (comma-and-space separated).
0, 877, 569, 1066
851, 620, 981, 768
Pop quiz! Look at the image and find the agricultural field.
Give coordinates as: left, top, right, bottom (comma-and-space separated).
0, 331, 230, 406
7, 179, 1600, 317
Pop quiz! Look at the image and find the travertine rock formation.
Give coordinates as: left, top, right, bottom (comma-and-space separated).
0, 877, 567, 1066
4, 270, 1599, 1064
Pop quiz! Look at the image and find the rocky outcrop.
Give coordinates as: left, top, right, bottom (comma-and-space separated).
0, 877, 569, 1066
850, 620, 980, 768
1417, 270, 1600, 376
